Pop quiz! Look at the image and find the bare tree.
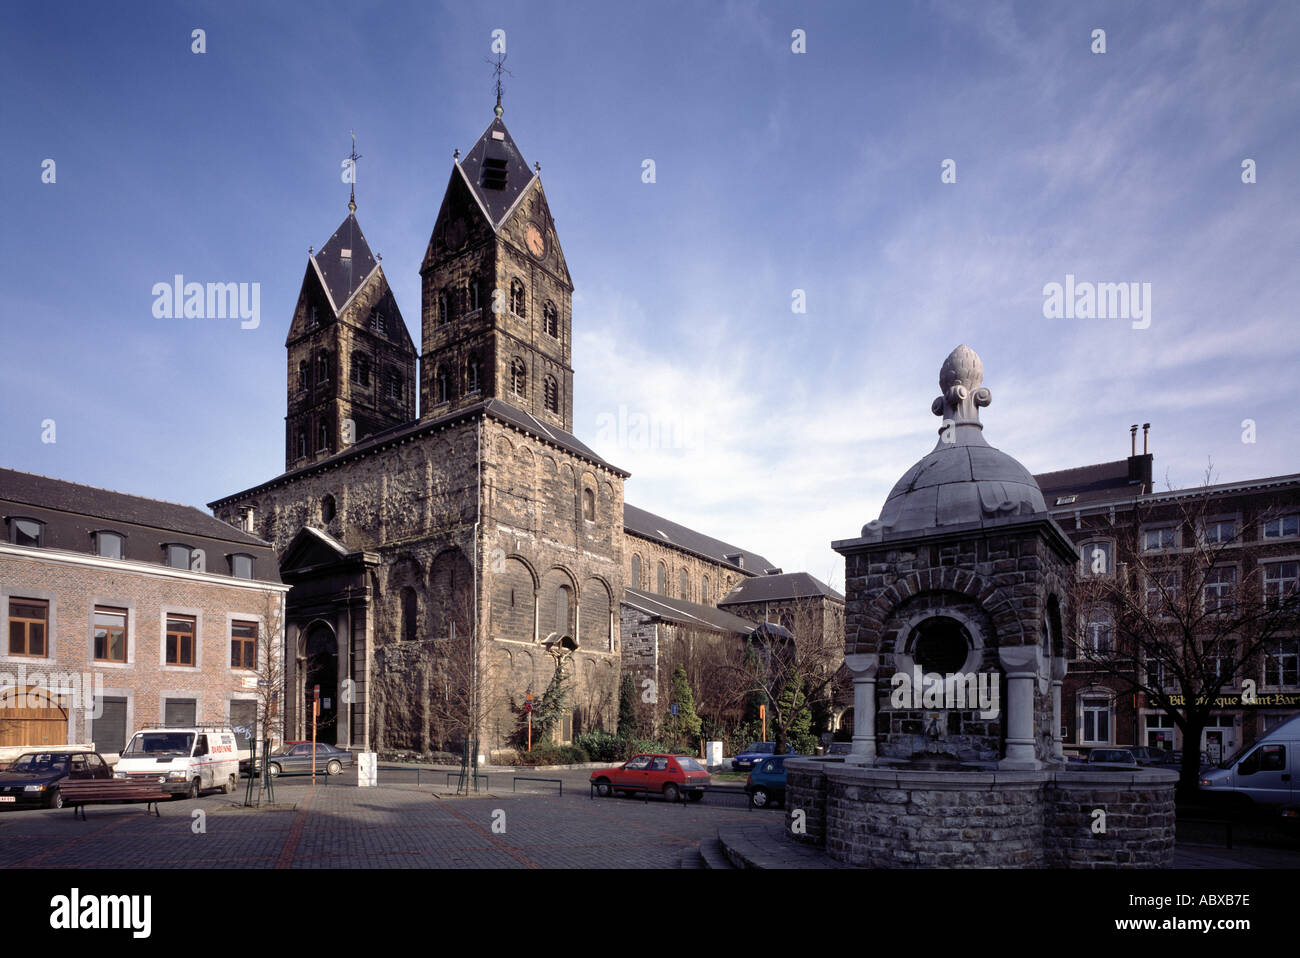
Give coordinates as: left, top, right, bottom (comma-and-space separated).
1070, 470, 1300, 795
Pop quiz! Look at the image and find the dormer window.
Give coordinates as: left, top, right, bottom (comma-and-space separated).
94, 531, 124, 559
165, 544, 204, 572
9, 518, 44, 548
229, 554, 254, 579
482, 156, 509, 190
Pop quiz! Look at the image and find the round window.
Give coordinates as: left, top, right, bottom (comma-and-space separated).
908, 617, 971, 674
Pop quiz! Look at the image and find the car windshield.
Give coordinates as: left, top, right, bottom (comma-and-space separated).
1219, 743, 1253, 769
8, 753, 70, 773
748, 743, 774, 753
676, 757, 704, 771
123, 733, 194, 757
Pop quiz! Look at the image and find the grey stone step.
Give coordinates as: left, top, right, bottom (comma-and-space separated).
698, 837, 735, 870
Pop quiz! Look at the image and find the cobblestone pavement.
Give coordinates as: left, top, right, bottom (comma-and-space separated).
0, 777, 759, 869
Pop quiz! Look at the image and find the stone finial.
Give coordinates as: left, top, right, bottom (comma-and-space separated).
931, 344, 992, 433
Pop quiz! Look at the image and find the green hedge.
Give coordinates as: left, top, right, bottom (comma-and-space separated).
512, 744, 590, 766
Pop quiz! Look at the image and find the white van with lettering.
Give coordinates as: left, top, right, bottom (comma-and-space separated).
113, 726, 240, 798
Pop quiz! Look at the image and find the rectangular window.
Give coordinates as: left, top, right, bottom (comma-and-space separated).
1265, 640, 1299, 688
1263, 561, 1299, 609
1201, 518, 1237, 545
166, 615, 196, 666
1145, 655, 1170, 689
1262, 515, 1300, 539
231, 621, 258, 670
1202, 566, 1237, 613
1204, 642, 1237, 687
8, 598, 48, 657
1142, 526, 1178, 552
1080, 541, 1113, 577
1082, 697, 1110, 744
1145, 571, 1179, 615
230, 554, 254, 579
93, 607, 127, 663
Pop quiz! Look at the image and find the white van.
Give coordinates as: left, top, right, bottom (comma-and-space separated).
113, 726, 241, 798
1198, 713, 1300, 813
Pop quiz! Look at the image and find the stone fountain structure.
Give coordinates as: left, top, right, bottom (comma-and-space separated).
785, 345, 1176, 867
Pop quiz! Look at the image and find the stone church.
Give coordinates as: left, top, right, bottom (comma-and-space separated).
209, 104, 843, 757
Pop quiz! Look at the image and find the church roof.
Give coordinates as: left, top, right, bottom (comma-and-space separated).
457, 117, 537, 229
623, 503, 777, 575
718, 571, 844, 607
209, 398, 629, 509
313, 212, 378, 313
623, 587, 760, 636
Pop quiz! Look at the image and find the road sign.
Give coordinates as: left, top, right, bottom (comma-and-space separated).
524, 702, 533, 713
670, 703, 680, 716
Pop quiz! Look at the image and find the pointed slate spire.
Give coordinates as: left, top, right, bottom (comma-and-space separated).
457, 116, 536, 229
313, 212, 377, 313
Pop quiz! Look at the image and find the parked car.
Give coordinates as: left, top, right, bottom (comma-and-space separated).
1154, 749, 1214, 773
745, 755, 792, 808
1199, 713, 1300, 814
258, 742, 355, 777
590, 754, 710, 802
1086, 748, 1138, 769
1130, 746, 1171, 766
0, 750, 113, 809
731, 742, 797, 771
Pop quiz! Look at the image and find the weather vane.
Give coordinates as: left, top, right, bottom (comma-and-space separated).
347, 130, 363, 212
486, 53, 512, 117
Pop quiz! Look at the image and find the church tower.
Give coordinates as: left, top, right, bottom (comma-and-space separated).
419, 107, 574, 431
284, 203, 418, 471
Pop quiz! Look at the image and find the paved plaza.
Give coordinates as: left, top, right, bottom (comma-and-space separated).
3, 769, 1296, 869
0, 771, 757, 870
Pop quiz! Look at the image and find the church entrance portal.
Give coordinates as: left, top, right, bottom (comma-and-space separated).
303, 624, 339, 745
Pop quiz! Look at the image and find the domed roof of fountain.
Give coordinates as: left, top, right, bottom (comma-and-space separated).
863, 345, 1047, 539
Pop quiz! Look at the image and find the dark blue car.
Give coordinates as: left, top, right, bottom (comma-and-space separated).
731, 742, 795, 771
745, 755, 792, 808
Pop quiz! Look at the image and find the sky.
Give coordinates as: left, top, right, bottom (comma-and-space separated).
3, 0, 1298, 591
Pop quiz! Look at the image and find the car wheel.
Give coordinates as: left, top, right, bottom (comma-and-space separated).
223, 774, 237, 794
750, 787, 770, 809
48, 788, 64, 810
268, 764, 281, 778
594, 779, 611, 797
327, 760, 342, 776
662, 783, 681, 803
188, 778, 200, 800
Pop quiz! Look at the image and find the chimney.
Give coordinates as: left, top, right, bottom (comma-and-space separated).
1130, 424, 1138, 457
1127, 423, 1153, 493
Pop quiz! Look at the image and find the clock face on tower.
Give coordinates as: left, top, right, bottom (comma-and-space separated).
525, 224, 546, 258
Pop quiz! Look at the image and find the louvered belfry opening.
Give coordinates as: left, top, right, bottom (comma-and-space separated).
481, 155, 509, 190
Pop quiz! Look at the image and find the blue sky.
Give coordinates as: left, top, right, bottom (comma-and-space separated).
3, 0, 1298, 588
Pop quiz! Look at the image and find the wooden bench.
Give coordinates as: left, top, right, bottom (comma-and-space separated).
58, 779, 171, 820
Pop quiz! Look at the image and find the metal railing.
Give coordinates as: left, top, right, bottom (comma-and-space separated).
513, 776, 562, 796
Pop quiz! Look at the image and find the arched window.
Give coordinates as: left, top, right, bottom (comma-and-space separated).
467, 354, 482, 393
679, 569, 689, 599
631, 555, 642, 589
351, 352, 370, 386
317, 351, 330, 383
321, 495, 337, 522
298, 360, 309, 391
543, 301, 558, 337
583, 488, 595, 521
435, 364, 450, 403
544, 376, 559, 412
385, 370, 403, 402
438, 289, 450, 326
656, 561, 667, 595
467, 277, 481, 312
510, 279, 526, 317
511, 358, 527, 398
297, 428, 307, 459
317, 420, 329, 452
401, 587, 418, 643
702, 575, 710, 604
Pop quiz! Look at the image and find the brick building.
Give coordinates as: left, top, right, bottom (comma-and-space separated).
1037, 430, 1300, 760
0, 468, 287, 754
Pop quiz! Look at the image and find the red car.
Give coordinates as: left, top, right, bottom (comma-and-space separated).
590, 754, 710, 802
